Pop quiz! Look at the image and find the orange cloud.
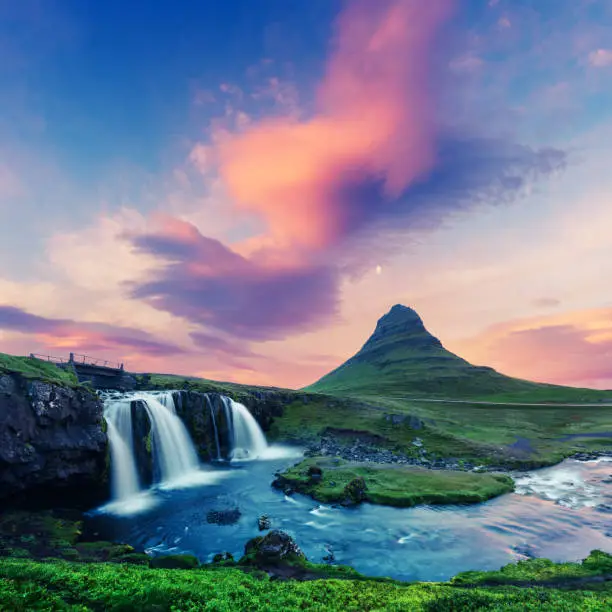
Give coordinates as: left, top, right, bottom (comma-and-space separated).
456, 308, 612, 388
212, 0, 453, 250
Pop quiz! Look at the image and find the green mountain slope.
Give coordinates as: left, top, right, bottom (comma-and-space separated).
306, 304, 609, 402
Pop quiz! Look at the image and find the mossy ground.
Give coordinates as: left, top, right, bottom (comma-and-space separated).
275, 457, 515, 507
1, 553, 611, 611
0, 511, 147, 566
452, 550, 612, 588
0, 353, 79, 387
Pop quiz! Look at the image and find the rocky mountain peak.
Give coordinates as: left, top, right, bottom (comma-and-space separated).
358, 304, 443, 354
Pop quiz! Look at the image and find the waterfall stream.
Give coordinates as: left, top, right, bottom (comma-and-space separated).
205, 395, 222, 461
102, 391, 271, 507
104, 399, 141, 500
228, 399, 268, 460
138, 393, 200, 482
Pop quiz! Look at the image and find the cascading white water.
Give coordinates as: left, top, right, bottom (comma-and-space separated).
104, 398, 141, 500
221, 396, 234, 450
158, 391, 176, 413
205, 396, 222, 461
138, 393, 200, 482
227, 399, 268, 460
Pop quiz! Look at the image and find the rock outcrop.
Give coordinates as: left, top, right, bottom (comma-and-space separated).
0, 373, 108, 507
242, 530, 306, 567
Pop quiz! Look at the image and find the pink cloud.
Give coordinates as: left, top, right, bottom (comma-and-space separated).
456, 308, 612, 389
213, 0, 454, 250
0, 305, 189, 364
588, 48, 612, 67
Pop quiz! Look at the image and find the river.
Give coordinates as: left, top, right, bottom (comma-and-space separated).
86, 450, 612, 582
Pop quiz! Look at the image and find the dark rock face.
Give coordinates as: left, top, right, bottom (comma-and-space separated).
170, 389, 290, 460
361, 304, 443, 352
0, 374, 108, 508
243, 530, 306, 566
172, 391, 233, 461
130, 400, 153, 487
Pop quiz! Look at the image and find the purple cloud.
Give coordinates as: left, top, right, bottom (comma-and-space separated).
0, 305, 188, 357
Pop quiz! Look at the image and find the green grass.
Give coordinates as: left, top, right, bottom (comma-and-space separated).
269, 393, 612, 468
0, 353, 78, 387
305, 305, 611, 403
274, 457, 515, 507
452, 550, 612, 587
1, 555, 611, 611
135, 372, 293, 402
0, 511, 146, 565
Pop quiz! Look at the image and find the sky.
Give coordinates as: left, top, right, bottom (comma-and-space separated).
1, 0, 611, 390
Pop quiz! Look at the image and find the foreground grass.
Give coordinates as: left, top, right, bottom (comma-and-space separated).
1, 554, 611, 611
274, 457, 514, 507
0, 353, 78, 387
452, 550, 612, 588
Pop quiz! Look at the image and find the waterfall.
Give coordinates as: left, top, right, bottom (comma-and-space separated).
138, 393, 200, 482
205, 395, 222, 461
227, 399, 268, 460
158, 391, 176, 413
222, 396, 234, 450
103, 391, 201, 504
104, 398, 141, 500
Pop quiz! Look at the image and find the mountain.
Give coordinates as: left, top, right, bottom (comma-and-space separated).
305, 304, 604, 401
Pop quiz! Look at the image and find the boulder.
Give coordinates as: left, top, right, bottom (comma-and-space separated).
342, 476, 368, 506
257, 514, 272, 531
242, 530, 306, 566
307, 465, 323, 482
206, 508, 242, 525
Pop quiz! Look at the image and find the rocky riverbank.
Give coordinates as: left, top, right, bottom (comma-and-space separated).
305, 435, 492, 472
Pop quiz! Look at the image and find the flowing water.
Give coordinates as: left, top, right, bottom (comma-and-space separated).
90, 438, 612, 581
228, 399, 268, 460
102, 391, 202, 510
99, 391, 612, 580
139, 393, 200, 482
104, 403, 141, 500
206, 396, 222, 461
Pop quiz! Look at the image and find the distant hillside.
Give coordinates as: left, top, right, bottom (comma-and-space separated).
306, 305, 609, 402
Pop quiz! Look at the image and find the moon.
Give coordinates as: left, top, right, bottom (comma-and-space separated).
375, 265, 382, 275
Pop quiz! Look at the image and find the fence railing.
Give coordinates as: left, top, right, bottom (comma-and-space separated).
29, 353, 65, 364
69, 353, 123, 370
29, 352, 124, 370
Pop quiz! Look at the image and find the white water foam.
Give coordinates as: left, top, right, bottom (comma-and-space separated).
98, 491, 159, 517
104, 399, 141, 501
228, 399, 269, 460
513, 459, 605, 509
137, 393, 200, 482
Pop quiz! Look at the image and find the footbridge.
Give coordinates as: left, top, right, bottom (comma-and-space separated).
29, 352, 135, 390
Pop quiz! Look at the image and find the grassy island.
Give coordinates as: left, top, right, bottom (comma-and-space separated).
273, 457, 515, 507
